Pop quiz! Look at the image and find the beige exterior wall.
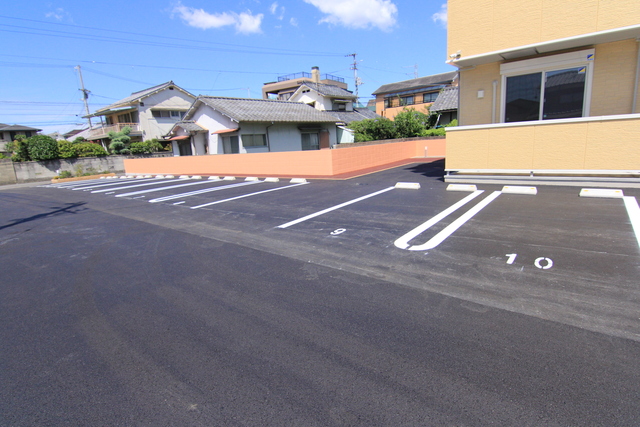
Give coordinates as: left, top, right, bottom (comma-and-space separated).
590, 40, 640, 116
446, 116, 640, 171
448, 0, 640, 58
458, 63, 500, 126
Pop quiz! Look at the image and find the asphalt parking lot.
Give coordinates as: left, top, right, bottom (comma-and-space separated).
2, 160, 640, 425
41, 161, 640, 341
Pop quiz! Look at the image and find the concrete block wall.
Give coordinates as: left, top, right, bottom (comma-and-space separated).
0, 159, 17, 185
1, 153, 172, 184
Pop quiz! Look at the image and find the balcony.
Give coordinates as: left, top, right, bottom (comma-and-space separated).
88, 123, 141, 140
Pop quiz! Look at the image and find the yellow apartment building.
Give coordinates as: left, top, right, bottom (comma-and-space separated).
445, 0, 640, 175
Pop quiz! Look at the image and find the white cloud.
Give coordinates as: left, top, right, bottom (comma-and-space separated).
236, 11, 263, 34
269, 2, 286, 20
45, 7, 70, 22
303, 0, 397, 31
172, 2, 263, 34
289, 17, 298, 27
432, 3, 447, 28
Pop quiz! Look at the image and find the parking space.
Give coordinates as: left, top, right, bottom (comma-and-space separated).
39, 163, 640, 339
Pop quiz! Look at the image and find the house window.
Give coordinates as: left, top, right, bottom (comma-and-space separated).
221, 135, 239, 154
501, 49, 593, 123
242, 134, 267, 147
9, 131, 31, 140
384, 98, 391, 108
152, 110, 185, 119
423, 92, 438, 103
400, 96, 414, 106
301, 133, 319, 150
118, 112, 136, 123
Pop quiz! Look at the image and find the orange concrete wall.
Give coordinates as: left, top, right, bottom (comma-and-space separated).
124, 150, 334, 177
123, 138, 446, 178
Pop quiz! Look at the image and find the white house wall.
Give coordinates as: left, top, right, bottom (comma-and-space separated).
193, 133, 207, 155
186, 103, 338, 155
190, 105, 237, 155
137, 89, 195, 140
294, 92, 332, 111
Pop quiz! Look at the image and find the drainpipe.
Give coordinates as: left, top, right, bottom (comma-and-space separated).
492, 80, 498, 123
265, 122, 274, 152
633, 37, 640, 114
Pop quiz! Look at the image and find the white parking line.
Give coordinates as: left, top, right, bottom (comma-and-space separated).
147, 180, 262, 203
394, 190, 485, 250
46, 178, 108, 189
407, 191, 502, 251
277, 187, 395, 229
72, 177, 161, 191
623, 196, 640, 249
113, 179, 221, 197
91, 179, 193, 194
190, 182, 309, 209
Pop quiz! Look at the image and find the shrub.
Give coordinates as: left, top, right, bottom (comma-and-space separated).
129, 139, 162, 154
27, 135, 59, 161
72, 136, 87, 143
9, 136, 30, 162
58, 140, 78, 159
75, 142, 108, 157
420, 128, 446, 137
57, 170, 73, 179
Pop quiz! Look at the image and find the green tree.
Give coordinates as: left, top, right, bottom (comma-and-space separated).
108, 126, 131, 154
393, 108, 430, 138
27, 134, 59, 161
349, 118, 397, 142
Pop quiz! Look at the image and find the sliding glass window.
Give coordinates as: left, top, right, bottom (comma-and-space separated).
501, 50, 593, 123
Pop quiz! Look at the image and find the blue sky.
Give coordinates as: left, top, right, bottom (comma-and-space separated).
0, 0, 450, 135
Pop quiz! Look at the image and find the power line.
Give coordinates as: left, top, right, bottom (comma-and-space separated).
0, 15, 346, 57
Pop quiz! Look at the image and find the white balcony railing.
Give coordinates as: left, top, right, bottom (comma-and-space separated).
88, 123, 140, 138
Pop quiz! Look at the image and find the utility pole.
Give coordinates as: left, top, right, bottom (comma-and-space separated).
403, 64, 419, 79
347, 53, 363, 106
75, 65, 93, 129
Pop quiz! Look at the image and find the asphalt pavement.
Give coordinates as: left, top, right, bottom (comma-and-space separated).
1, 161, 639, 425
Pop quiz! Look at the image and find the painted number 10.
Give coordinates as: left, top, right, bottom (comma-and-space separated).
506, 254, 553, 270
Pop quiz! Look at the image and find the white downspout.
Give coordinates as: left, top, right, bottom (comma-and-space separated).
491, 80, 498, 123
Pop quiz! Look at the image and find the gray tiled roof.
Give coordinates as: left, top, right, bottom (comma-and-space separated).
299, 82, 356, 99
174, 120, 206, 132
372, 71, 457, 95
328, 109, 380, 124
0, 123, 41, 132
430, 87, 459, 112
194, 96, 339, 123
95, 81, 194, 114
